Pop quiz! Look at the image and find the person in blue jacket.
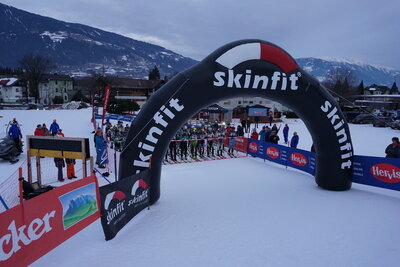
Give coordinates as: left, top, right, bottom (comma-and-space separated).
8, 119, 23, 152
283, 124, 289, 144
49, 119, 60, 136
290, 132, 299, 148
94, 128, 107, 168
258, 126, 266, 142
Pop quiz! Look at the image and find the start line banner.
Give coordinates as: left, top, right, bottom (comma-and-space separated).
95, 113, 135, 123
247, 139, 316, 176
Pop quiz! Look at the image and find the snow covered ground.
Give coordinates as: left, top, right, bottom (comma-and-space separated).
0, 109, 399, 266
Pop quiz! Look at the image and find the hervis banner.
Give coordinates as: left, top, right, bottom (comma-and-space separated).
352, 155, 400, 191
99, 170, 150, 240
247, 138, 316, 175
0, 176, 100, 267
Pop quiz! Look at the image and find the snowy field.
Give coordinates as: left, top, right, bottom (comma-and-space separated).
0, 109, 399, 266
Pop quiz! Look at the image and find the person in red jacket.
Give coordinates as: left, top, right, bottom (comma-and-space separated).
34, 124, 45, 136
250, 128, 259, 140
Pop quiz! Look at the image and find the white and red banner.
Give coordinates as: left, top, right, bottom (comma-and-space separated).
0, 176, 100, 267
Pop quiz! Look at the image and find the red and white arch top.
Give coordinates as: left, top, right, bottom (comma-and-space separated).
215, 42, 299, 73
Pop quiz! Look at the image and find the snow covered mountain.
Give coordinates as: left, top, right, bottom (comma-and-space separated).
0, 3, 197, 78
296, 57, 400, 86
1, 3, 399, 85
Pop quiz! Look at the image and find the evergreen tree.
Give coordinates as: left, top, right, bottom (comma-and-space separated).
390, 82, 398, 94
148, 66, 160, 80
357, 81, 364, 95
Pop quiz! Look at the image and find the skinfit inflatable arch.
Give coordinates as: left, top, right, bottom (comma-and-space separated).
119, 39, 354, 204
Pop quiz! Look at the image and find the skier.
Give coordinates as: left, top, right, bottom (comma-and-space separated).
180, 128, 189, 160
8, 119, 23, 152
169, 134, 178, 161
216, 127, 225, 157
283, 124, 289, 144
189, 128, 198, 159
228, 127, 236, 155
49, 119, 60, 136
94, 128, 107, 168
206, 127, 215, 157
198, 128, 206, 157
290, 132, 299, 148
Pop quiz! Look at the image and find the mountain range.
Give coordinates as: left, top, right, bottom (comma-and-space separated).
1, 2, 399, 86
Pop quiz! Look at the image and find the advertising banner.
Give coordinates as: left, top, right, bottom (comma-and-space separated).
352, 155, 400, 191
95, 113, 136, 123
247, 139, 316, 175
99, 170, 150, 240
248, 108, 268, 117
0, 176, 100, 267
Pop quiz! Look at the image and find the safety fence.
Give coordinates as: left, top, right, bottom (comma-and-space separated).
247, 138, 400, 192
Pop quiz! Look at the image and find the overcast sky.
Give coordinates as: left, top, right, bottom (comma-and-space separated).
3, 0, 400, 69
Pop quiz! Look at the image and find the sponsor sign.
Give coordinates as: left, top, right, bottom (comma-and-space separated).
353, 156, 400, 191
248, 108, 268, 117
99, 170, 150, 240
266, 146, 279, 159
247, 139, 316, 175
290, 152, 308, 166
248, 141, 258, 153
0, 176, 100, 267
95, 113, 136, 123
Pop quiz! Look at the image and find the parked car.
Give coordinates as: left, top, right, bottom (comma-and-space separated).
372, 117, 393, 127
351, 114, 375, 124
343, 111, 362, 122
390, 120, 400, 130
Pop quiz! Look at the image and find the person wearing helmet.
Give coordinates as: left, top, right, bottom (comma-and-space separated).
206, 127, 215, 157
228, 126, 236, 155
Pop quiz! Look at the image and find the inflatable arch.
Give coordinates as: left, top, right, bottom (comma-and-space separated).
120, 39, 354, 204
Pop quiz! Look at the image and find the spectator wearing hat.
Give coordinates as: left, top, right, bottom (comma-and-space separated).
34, 124, 45, 136
50, 119, 60, 136
385, 137, 400, 158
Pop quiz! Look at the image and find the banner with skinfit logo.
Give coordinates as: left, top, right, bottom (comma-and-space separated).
99, 170, 150, 240
247, 139, 316, 175
352, 155, 400, 191
0, 176, 100, 267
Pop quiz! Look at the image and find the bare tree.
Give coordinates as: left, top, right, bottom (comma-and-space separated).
19, 54, 55, 103
323, 67, 359, 108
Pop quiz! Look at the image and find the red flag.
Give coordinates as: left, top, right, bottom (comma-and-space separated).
101, 85, 111, 130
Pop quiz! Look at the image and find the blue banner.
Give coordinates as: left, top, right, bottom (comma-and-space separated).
95, 113, 136, 123
248, 108, 268, 117
247, 139, 316, 175
352, 155, 400, 191
248, 138, 400, 192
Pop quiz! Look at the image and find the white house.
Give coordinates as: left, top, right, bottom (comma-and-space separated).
0, 78, 26, 103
